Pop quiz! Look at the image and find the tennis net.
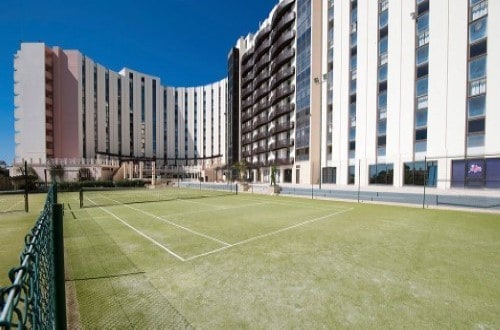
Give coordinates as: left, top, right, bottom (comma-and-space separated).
0, 189, 27, 213
79, 183, 237, 208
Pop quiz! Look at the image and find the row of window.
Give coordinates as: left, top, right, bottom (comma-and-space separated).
467, 0, 487, 149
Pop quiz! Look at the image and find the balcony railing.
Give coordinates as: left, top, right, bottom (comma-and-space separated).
469, 77, 486, 96
270, 30, 295, 56
272, 11, 295, 38
269, 157, 294, 166
270, 84, 295, 105
471, 1, 487, 21
418, 30, 429, 47
271, 48, 295, 73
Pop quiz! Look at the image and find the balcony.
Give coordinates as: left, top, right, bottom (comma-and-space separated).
241, 57, 254, 76
273, 138, 294, 150
270, 48, 295, 73
256, 129, 268, 140
270, 30, 295, 57
272, 0, 295, 26
241, 48, 254, 65
241, 97, 254, 110
272, 11, 295, 39
255, 25, 271, 47
269, 102, 295, 120
270, 84, 295, 106
241, 110, 253, 121
273, 121, 295, 134
255, 38, 271, 59
255, 99, 268, 115
241, 71, 254, 88
242, 84, 253, 98
242, 124, 253, 134
255, 115, 268, 128
273, 65, 295, 87
255, 54, 270, 71
254, 69, 270, 88
469, 77, 486, 96
256, 145, 268, 154
254, 85, 268, 102
242, 150, 252, 157
269, 157, 294, 166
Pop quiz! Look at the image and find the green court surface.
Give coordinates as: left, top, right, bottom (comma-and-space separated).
3, 188, 499, 328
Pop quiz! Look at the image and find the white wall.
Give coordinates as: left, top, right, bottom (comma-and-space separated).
14, 43, 47, 164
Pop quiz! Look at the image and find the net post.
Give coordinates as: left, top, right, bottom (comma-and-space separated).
236, 183, 238, 195
79, 188, 83, 208
423, 156, 427, 209
24, 160, 29, 212
52, 203, 67, 330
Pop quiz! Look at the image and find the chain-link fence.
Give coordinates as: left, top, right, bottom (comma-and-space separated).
0, 185, 66, 329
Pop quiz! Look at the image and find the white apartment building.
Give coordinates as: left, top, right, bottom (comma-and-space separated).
231, 0, 499, 189
14, 43, 227, 180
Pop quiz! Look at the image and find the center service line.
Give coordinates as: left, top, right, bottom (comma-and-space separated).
87, 197, 186, 262
185, 207, 354, 261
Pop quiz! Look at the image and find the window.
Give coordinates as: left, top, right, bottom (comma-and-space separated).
379, 37, 388, 55
378, 91, 387, 109
378, 120, 387, 135
469, 56, 487, 80
348, 165, 355, 184
379, 10, 388, 29
416, 45, 429, 65
468, 118, 485, 133
469, 17, 487, 43
369, 163, 393, 184
468, 95, 486, 117
350, 55, 357, 70
416, 77, 428, 97
404, 161, 437, 186
417, 13, 429, 33
415, 109, 428, 128
415, 128, 427, 141
378, 64, 388, 82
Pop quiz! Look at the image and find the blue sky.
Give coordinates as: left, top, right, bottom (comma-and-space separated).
0, 0, 276, 165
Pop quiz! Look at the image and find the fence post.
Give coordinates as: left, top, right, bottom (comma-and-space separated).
52, 203, 67, 330
423, 156, 427, 209
24, 160, 29, 212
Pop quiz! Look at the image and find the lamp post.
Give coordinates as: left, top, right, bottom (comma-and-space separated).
314, 73, 328, 190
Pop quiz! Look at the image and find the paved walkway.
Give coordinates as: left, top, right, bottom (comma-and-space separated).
243, 183, 500, 212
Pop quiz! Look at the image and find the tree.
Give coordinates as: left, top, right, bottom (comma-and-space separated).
234, 161, 248, 182
270, 165, 277, 186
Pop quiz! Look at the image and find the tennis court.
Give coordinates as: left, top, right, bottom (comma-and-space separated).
57, 187, 499, 328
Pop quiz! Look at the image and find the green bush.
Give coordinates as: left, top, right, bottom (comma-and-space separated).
114, 180, 146, 188
57, 180, 114, 192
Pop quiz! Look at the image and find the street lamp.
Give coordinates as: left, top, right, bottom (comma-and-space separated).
314, 73, 328, 190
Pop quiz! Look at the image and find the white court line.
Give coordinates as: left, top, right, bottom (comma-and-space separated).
165, 201, 269, 217
4, 200, 23, 212
237, 196, 339, 210
185, 207, 353, 261
120, 202, 231, 247
86, 198, 185, 262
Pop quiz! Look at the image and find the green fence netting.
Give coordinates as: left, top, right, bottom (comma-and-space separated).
0, 185, 66, 329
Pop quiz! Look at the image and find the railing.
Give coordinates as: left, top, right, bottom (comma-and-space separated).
0, 185, 66, 329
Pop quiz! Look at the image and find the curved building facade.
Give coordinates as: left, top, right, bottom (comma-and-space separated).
14, 43, 227, 173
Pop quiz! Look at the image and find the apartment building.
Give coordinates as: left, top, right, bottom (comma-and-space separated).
230, 0, 499, 188
14, 0, 500, 188
14, 43, 227, 179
